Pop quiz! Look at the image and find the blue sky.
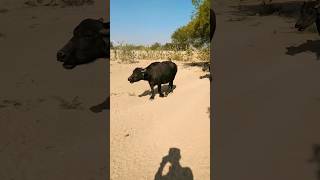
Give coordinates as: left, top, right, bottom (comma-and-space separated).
111, 0, 195, 45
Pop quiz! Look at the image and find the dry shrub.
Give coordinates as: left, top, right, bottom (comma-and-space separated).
111, 46, 209, 62
197, 48, 210, 62
169, 51, 184, 61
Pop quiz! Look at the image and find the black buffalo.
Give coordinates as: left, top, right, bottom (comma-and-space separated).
210, 8, 216, 41
295, 1, 320, 34
128, 61, 178, 99
57, 18, 109, 69
204, 8, 216, 81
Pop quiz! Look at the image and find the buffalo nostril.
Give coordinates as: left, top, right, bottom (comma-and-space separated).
57, 51, 66, 61
58, 52, 65, 57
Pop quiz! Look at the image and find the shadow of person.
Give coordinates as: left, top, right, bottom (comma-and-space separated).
286, 40, 320, 60
154, 148, 193, 180
308, 144, 320, 180
138, 85, 176, 97
89, 96, 110, 113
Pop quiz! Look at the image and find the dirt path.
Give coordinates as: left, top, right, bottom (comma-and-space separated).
214, 1, 320, 180
110, 60, 210, 180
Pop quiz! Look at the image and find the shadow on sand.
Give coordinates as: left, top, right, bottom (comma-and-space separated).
183, 61, 209, 68
154, 148, 193, 180
200, 74, 211, 81
286, 40, 320, 60
308, 144, 320, 180
139, 85, 176, 98
230, 1, 302, 18
90, 96, 110, 113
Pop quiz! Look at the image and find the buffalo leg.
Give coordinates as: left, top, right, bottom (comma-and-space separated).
149, 83, 155, 99
169, 81, 174, 93
158, 84, 164, 97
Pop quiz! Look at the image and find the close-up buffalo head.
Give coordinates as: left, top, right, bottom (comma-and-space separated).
57, 18, 110, 69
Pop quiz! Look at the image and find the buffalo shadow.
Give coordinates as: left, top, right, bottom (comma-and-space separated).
199, 74, 211, 81
154, 147, 193, 180
308, 144, 320, 180
184, 62, 211, 80
90, 96, 110, 113
230, 1, 302, 18
183, 61, 209, 68
138, 85, 176, 98
286, 40, 320, 60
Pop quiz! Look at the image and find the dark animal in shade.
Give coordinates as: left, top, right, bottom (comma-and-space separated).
128, 61, 177, 99
202, 8, 215, 81
309, 144, 320, 180
57, 18, 109, 69
210, 8, 216, 41
295, 1, 320, 34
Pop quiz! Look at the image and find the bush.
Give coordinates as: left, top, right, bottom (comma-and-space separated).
197, 48, 210, 62
170, 51, 184, 61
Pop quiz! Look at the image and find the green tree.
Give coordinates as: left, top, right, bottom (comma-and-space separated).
163, 43, 174, 50
150, 42, 162, 50
171, 0, 210, 48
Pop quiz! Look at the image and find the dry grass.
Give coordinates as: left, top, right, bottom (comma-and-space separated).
111, 49, 210, 63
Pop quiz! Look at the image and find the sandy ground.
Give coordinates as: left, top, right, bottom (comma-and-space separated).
214, 0, 320, 180
0, 1, 109, 180
110, 60, 210, 180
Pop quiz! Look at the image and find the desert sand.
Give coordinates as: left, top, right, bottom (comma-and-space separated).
0, 1, 109, 180
110, 60, 210, 180
214, 0, 320, 180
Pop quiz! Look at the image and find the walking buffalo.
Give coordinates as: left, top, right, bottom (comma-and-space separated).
57, 18, 109, 69
128, 61, 178, 99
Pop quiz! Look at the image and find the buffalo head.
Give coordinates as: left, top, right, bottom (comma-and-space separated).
57, 18, 110, 69
128, 68, 146, 83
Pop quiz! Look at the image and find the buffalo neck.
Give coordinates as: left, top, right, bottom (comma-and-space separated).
143, 71, 149, 81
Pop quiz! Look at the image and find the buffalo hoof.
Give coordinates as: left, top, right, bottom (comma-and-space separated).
150, 96, 155, 100
159, 94, 165, 97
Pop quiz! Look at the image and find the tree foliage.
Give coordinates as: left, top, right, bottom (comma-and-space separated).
171, 0, 210, 49
150, 42, 162, 50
